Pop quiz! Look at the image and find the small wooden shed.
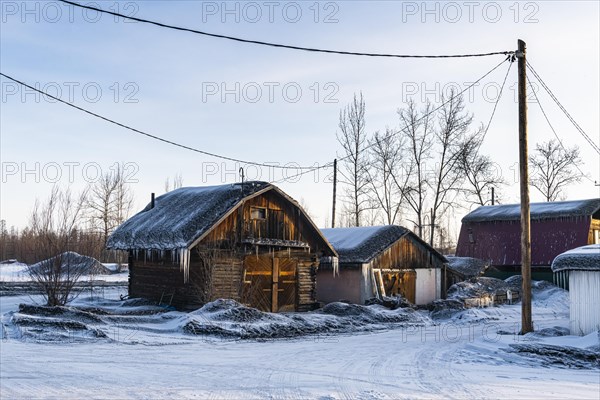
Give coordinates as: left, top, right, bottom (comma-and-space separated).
444, 256, 490, 290
317, 226, 447, 305
107, 182, 336, 312
551, 244, 600, 335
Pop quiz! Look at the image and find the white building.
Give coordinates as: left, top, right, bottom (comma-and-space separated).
551, 244, 600, 335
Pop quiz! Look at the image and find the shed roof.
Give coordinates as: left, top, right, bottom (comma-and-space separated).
107, 181, 334, 254
321, 225, 445, 264
551, 244, 600, 272
462, 198, 600, 223
446, 256, 489, 278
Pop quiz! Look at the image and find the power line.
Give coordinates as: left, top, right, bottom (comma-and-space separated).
0, 72, 328, 170
272, 57, 512, 184
526, 61, 600, 155
336, 57, 512, 166
59, 0, 513, 60
478, 57, 513, 149
526, 73, 594, 182
270, 164, 326, 184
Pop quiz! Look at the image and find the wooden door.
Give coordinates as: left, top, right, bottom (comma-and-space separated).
277, 258, 297, 312
242, 256, 297, 312
379, 270, 416, 304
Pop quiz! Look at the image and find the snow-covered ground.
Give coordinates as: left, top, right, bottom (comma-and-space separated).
1, 281, 598, 399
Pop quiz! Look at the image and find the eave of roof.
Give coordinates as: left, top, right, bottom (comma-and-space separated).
551, 244, 600, 272
462, 198, 600, 223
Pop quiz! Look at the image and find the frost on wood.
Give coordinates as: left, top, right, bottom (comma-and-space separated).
322, 225, 411, 263
462, 198, 600, 223
106, 182, 270, 251
106, 182, 270, 284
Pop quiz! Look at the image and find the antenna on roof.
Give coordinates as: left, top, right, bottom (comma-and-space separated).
239, 167, 245, 196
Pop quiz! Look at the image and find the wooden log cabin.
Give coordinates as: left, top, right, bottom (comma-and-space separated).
317, 226, 447, 305
107, 182, 337, 312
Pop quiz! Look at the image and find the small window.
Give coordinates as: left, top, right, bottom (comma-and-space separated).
251, 207, 266, 220
594, 230, 600, 244
468, 229, 475, 244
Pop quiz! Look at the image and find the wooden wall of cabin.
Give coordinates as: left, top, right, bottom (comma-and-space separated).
202, 190, 326, 252
296, 252, 319, 311
128, 250, 190, 309
370, 236, 444, 271
128, 247, 319, 312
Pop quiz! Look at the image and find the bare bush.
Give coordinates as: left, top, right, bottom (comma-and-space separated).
25, 186, 90, 306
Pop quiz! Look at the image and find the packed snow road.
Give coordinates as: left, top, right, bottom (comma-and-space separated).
1, 287, 599, 399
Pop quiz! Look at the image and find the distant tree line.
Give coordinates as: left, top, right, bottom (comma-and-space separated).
0, 165, 136, 264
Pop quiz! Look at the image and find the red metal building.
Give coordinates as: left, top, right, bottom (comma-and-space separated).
456, 199, 600, 279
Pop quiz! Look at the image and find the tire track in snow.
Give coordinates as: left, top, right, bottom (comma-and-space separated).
408, 334, 490, 399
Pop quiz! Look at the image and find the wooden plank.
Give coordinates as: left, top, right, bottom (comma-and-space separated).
272, 257, 279, 312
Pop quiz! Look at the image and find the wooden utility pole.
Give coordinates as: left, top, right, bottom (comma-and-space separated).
517, 39, 533, 334
331, 159, 337, 228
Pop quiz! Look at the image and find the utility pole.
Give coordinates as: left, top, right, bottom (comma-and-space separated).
517, 39, 533, 334
331, 159, 337, 228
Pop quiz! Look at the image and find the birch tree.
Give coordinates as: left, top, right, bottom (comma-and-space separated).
457, 126, 506, 206
87, 165, 134, 245
530, 140, 583, 201
367, 128, 404, 225
336, 92, 370, 227
396, 100, 433, 237
429, 91, 473, 246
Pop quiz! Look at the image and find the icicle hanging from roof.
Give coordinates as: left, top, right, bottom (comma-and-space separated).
332, 256, 339, 277
179, 248, 190, 283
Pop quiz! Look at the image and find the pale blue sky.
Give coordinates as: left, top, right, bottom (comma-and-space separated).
1, 1, 599, 237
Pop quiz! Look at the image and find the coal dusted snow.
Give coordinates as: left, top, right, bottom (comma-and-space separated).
1, 279, 599, 399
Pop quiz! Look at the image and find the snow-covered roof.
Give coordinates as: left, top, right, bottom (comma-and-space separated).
446, 256, 490, 278
462, 198, 600, 223
321, 225, 444, 264
107, 182, 269, 250
551, 244, 600, 272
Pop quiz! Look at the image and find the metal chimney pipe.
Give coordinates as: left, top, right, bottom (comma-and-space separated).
151, 193, 155, 209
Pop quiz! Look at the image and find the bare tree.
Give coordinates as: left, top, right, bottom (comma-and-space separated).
457, 127, 506, 206
428, 91, 473, 246
336, 92, 370, 227
530, 140, 584, 201
367, 128, 404, 225
87, 165, 134, 245
165, 173, 184, 193
173, 173, 184, 189
396, 100, 433, 237
26, 186, 89, 306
